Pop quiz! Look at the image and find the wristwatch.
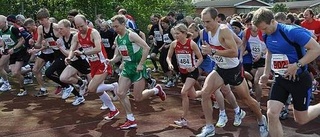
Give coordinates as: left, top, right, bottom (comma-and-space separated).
211, 49, 216, 56
296, 62, 302, 68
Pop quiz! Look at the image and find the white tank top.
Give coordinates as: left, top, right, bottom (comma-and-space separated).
247, 34, 266, 59
208, 25, 239, 69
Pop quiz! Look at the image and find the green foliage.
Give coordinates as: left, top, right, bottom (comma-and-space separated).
0, 0, 194, 33
272, 3, 289, 13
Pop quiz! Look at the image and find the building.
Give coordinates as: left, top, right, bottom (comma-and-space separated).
193, 0, 272, 16
193, 0, 320, 16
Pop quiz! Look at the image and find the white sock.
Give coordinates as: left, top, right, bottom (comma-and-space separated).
40, 87, 46, 91
99, 92, 116, 111
97, 83, 114, 93
234, 106, 240, 114
127, 113, 135, 121
153, 87, 159, 95
219, 109, 226, 116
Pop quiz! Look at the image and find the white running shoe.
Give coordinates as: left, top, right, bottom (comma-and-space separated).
17, 89, 27, 96
0, 82, 11, 92
62, 86, 74, 99
259, 115, 269, 137
174, 118, 187, 127
196, 124, 215, 137
24, 78, 33, 85
72, 96, 85, 106
234, 109, 246, 126
216, 115, 228, 128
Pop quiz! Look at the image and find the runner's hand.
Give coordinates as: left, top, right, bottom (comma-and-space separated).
259, 74, 269, 86
65, 57, 71, 65
136, 64, 143, 72
284, 63, 299, 81
201, 41, 211, 55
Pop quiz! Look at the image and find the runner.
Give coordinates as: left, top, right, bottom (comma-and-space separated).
253, 7, 320, 137
196, 7, 268, 137
109, 14, 166, 129
166, 23, 203, 127
65, 14, 119, 117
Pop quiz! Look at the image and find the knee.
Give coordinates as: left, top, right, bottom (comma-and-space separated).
116, 90, 127, 98
59, 75, 67, 83
267, 108, 280, 120
181, 90, 188, 98
202, 90, 212, 100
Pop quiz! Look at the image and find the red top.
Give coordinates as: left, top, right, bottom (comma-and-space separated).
175, 39, 195, 74
301, 19, 320, 41
78, 28, 108, 63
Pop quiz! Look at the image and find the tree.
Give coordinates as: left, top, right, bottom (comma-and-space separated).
0, 0, 195, 32
272, 3, 289, 13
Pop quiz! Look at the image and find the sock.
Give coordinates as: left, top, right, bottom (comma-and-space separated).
153, 87, 159, 95
77, 79, 83, 86
127, 113, 135, 121
97, 83, 114, 93
219, 109, 226, 116
100, 92, 116, 111
234, 106, 240, 114
72, 88, 81, 97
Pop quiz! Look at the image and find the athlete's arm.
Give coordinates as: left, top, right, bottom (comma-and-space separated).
34, 26, 46, 50
110, 44, 122, 64
263, 49, 272, 76
57, 38, 69, 57
129, 32, 150, 66
217, 27, 238, 58
166, 41, 176, 70
191, 40, 203, 68
297, 37, 320, 67
83, 29, 102, 55
67, 33, 79, 59
139, 31, 146, 41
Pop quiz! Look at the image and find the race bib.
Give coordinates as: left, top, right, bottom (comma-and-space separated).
177, 54, 192, 68
154, 31, 162, 41
46, 37, 58, 50
271, 54, 289, 75
118, 45, 131, 61
211, 55, 227, 66
83, 46, 99, 62
250, 42, 261, 58
102, 38, 111, 48
2, 34, 15, 46
163, 34, 172, 44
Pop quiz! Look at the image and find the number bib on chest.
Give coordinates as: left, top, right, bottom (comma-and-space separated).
271, 54, 289, 75
250, 42, 261, 58
211, 55, 227, 67
2, 34, 15, 46
83, 46, 99, 62
102, 38, 111, 48
163, 34, 172, 44
46, 37, 58, 50
118, 45, 131, 61
177, 54, 192, 68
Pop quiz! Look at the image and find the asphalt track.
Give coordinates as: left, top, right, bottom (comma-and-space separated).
0, 74, 320, 137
